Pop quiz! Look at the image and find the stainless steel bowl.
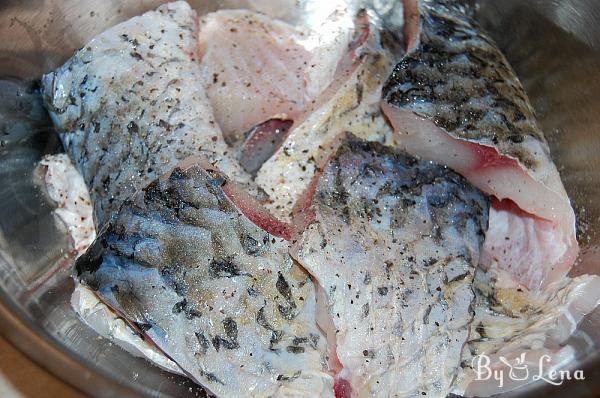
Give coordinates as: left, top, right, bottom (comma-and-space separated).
1, 1, 599, 397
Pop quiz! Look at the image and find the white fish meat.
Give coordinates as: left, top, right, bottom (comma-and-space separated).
71, 282, 184, 375
453, 270, 600, 396
254, 17, 401, 222
37, 153, 96, 253
197, 8, 354, 145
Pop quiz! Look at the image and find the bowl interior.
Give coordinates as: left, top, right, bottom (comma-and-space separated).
1, 1, 600, 397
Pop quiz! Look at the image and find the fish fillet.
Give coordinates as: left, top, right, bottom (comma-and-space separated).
41, 1, 246, 228
71, 282, 184, 375
197, 8, 354, 145
453, 269, 600, 396
76, 163, 332, 398
37, 154, 96, 253
37, 156, 190, 378
381, 0, 578, 290
255, 20, 401, 222
291, 135, 489, 397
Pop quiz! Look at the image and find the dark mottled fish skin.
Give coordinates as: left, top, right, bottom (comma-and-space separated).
382, 0, 578, 291
41, 2, 245, 228
292, 134, 489, 397
383, 0, 547, 172
76, 164, 333, 398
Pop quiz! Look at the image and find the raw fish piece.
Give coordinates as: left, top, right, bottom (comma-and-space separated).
71, 282, 184, 375
37, 153, 95, 253
76, 163, 332, 398
453, 269, 600, 396
197, 8, 355, 144
42, 1, 246, 228
382, 0, 578, 290
292, 135, 489, 397
255, 19, 400, 222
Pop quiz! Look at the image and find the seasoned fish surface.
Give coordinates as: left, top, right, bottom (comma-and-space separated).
255, 23, 400, 222
76, 165, 332, 398
382, 0, 577, 290
38, 154, 95, 253
292, 135, 489, 397
384, 0, 546, 176
42, 1, 245, 228
198, 8, 354, 144
71, 282, 185, 375
454, 269, 600, 396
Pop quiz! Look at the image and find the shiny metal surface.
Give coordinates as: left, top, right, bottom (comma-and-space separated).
0, 1, 599, 397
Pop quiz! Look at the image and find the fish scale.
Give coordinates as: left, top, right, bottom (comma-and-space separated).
41, 1, 247, 229
383, 1, 546, 171
381, 0, 578, 291
76, 164, 333, 398
292, 134, 489, 398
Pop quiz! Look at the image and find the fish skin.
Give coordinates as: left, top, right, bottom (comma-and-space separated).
71, 282, 185, 376
384, 1, 546, 171
381, 0, 577, 290
76, 164, 333, 398
41, 1, 246, 229
382, 0, 570, 216
453, 268, 600, 396
291, 134, 489, 397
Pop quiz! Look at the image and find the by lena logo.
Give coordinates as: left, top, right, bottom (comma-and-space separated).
471, 353, 585, 388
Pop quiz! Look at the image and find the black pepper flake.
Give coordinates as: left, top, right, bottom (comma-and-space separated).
286, 345, 305, 354
130, 51, 143, 61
